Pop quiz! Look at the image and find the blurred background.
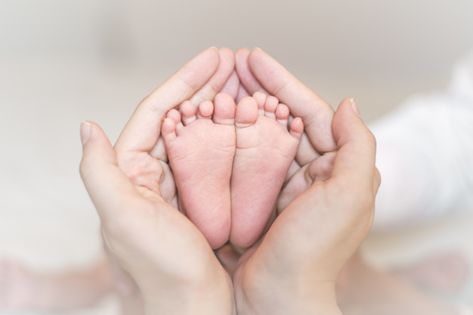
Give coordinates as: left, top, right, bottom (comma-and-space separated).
1, 0, 472, 314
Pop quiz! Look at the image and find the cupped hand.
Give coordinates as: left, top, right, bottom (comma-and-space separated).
79, 48, 237, 315
231, 49, 380, 315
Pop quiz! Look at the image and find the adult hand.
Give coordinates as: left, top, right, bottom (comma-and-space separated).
80, 48, 236, 315
232, 49, 380, 315
235, 48, 341, 210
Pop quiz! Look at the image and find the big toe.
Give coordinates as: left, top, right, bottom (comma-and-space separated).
213, 93, 236, 125
162, 117, 177, 142
235, 96, 258, 127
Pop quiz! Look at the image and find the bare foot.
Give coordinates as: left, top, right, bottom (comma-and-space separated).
162, 93, 236, 249
230, 92, 304, 248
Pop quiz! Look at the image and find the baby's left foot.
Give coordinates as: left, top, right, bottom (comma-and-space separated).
231, 92, 304, 248
162, 93, 236, 249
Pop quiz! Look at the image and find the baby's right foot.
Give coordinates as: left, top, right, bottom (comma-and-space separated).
230, 93, 304, 248
162, 93, 237, 249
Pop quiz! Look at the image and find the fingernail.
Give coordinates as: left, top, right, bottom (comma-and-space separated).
350, 98, 360, 116
80, 121, 92, 145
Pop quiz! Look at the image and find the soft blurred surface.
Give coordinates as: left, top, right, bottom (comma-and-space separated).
1, 1, 473, 313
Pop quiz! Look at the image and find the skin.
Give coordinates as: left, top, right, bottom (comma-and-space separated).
80, 47, 236, 315
232, 98, 379, 315
232, 48, 380, 315
230, 94, 304, 248
1, 48, 463, 315
80, 47, 380, 314
234, 49, 463, 315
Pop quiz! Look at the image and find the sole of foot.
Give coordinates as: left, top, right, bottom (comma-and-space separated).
162, 93, 237, 249
230, 92, 304, 248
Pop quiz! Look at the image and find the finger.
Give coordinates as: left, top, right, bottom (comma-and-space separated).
158, 160, 176, 203
189, 47, 235, 105
278, 152, 336, 212
307, 151, 336, 181
221, 70, 240, 100
115, 47, 220, 154
248, 48, 336, 153
79, 122, 141, 221
330, 98, 377, 192
286, 160, 301, 181
278, 164, 311, 211
150, 137, 167, 161
146, 48, 234, 159
235, 48, 267, 94
236, 84, 250, 103
296, 132, 320, 165
238, 48, 323, 163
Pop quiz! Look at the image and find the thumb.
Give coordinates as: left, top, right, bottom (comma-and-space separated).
80, 121, 116, 167
330, 98, 378, 193
80, 121, 137, 221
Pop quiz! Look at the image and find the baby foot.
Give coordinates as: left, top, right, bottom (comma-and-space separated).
162, 93, 236, 249
231, 92, 304, 248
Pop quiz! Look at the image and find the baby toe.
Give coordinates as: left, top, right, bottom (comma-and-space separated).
264, 96, 278, 119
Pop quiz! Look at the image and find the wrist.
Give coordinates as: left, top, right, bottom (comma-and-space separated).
237, 265, 341, 315
142, 267, 235, 315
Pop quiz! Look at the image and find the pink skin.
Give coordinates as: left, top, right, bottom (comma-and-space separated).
234, 47, 336, 221
233, 48, 467, 315
81, 47, 237, 315
230, 92, 304, 248
162, 93, 237, 249
2, 48, 466, 315
162, 91, 304, 249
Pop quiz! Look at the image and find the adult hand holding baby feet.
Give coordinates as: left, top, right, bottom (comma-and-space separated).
80, 47, 380, 315
80, 47, 237, 315
229, 48, 380, 315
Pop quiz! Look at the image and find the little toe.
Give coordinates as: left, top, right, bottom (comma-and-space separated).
180, 101, 197, 125
235, 96, 259, 127
214, 93, 236, 125
198, 100, 214, 119
162, 117, 177, 142
253, 91, 267, 115
264, 96, 279, 119
275, 103, 290, 127
289, 117, 304, 139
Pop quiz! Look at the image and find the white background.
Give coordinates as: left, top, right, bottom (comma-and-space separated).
1, 1, 472, 313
